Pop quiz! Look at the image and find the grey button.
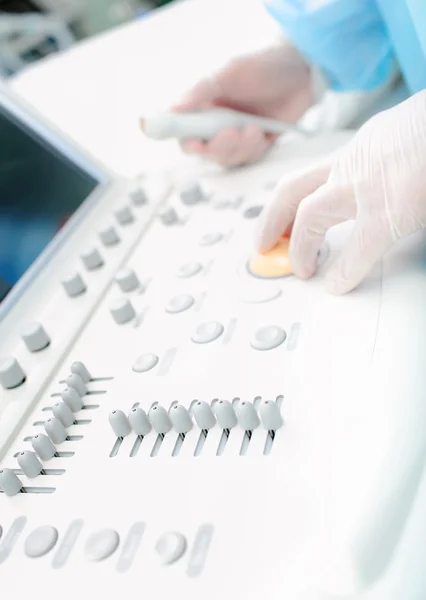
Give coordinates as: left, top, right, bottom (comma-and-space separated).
129, 185, 148, 206
191, 321, 224, 344
109, 410, 132, 438
115, 205, 134, 225
250, 325, 287, 351
52, 519, 83, 569
199, 232, 223, 246
149, 405, 172, 434
128, 407, 151, 436
213, 400, 237, 430
159, 207, 179, 225
17, 451, 43, 478
187, 524, 214, 578
99, 225, 120, 246
243, 205, 263, 219
25, 526, 58, 558
81, 247, 104, 270
132, 353, 159, 373
116, 522, 145, 573
193, 401, 216, 430
61, 387, 84, 412
259, 400, 283, 430
0, 468, 22, 496
31, 434, 56, 461
180, 180, 204, 205
70, 361, 91, 383
21, 322, 50, 352
165, 294, 194, 314
44, 417, 67, 444
155, 532, 187, 565
0, 357, 26, 389
177, 262, 202, 278
52, 401, 75, 427
169, 405, 193, 434
66, 373, 87, 396
110, 297, 136, 324
62, 272, 86, 297
85, 529, 120, 561
239, 283, 281, 304
236, 401, 260, 431
0, 516, 27, 565
115, 268, 140, 292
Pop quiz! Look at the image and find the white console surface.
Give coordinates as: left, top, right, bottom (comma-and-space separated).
2, 81, 426, 600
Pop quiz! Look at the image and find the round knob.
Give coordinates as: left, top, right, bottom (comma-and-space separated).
128, 407, 152, 436
213, 400, 237, 430
31, 434, 56, 461
259, 400, 283, 430
155, 531, 187, 565
61, 387, 84, 412
148, 405, 172, 434
62, 273, 86, 297
17, 451, 43, 478
0, 468, 22, 496
115, 205, 134, 225
70, 361, 91, 383
66, 374, 86, 396
129, 184, 148, 206
0, 357, 26, 389
159, 207, 178, 225
21, 322, 50, 352
180, 180, 204, 205
99, 225, 120, 247
109, 410, 132, 438
52, 401, 75, 427
193, 401, 216, 430
44, 417, 68, 444
110, 297, 136, 324
115, 268, 140, 292
81, 247, 104, 270
169, 405, 193, 434
236, 401, 259, 431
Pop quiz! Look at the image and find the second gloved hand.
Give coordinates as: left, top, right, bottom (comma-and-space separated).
255, 91, 426, 294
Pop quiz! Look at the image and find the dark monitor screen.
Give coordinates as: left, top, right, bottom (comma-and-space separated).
0, 103, 99, 301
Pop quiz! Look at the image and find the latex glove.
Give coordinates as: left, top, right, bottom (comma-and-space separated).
255, 90, 426, 295
172, 41, 314, 167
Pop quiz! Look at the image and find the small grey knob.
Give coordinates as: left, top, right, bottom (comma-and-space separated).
52, 402, 75, 427
44, 417, 68, 444
159, 207, 178, 225
213, 400, 237, 430
62, 272, 86, 297
115, 205, 134, 225
115, 268, 140, 292
129, 185, 148, 206
0, 468, 22, 496
193, 401, 216, 430
21, 322, 50, 352
109, 410, 132, 438
169, 405, 193, 434
99, 225, 120, 246
259, 400, 283, 430
61, 387, 84, 412
31, 434, 56, 461
81, 247, 104, 270
66, 373, 86, 396
110, 297, 136, 324
0, 357, 26, 389
180, 181, 205, 205
148, 405, 172, 434
236, 401, 259, 431
17, 451, 43, 478
70, 361, 91, 383
128, 407, 152, 436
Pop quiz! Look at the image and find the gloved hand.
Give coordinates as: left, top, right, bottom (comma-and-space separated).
172, 41, 314, 167
255, 91, 426, 295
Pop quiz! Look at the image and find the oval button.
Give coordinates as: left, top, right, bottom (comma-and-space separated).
25, 526, 58, 558
250, 325, 287, 351
85, 529, 120, 561
165, 294, 195, 314
132, 353, 159, 373
191, 321, 224, 344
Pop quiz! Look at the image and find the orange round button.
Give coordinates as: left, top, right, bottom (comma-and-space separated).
248, 236, 293, 278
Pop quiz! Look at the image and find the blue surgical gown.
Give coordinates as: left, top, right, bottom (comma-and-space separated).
262, 0, 426, 95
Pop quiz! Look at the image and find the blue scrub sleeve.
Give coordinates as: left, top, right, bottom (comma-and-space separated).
263, 0, 397, 92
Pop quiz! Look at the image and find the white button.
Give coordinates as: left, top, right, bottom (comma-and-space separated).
149, 405, 172, 434
169, 405, 193, 434
193, 401, 216, 430
213, 400, 237, 429
0, 357, 26, 389
62, 273, 86, 297
236, 401, 259, 431
25, 526, 58, 558
52, 401, 75, 427
132, 353, 159, 373
0, 468, 22, 496
81, 247, 104, 270
17, 451, 43, 479
31, 434, 56, 461
85, 529, 120, 561
191, 321, 224, 344
99, 225, 120, 246
177, 262, 202, 278
110, 297, 136, 324
115, 268, 140, 292
239, 283, 281, 304
165, 294, 194, 314
159, 207, 178, 225
259, 400, 283, 430
66, 374, 87, 396
250, 325, 287, 351
70, 361, 91, 383
180, 181, 204, 205
44, 417, 68, 444
199, 232, 222, 246
21, 322, 50, 352
61, 387, 84, 412
128, 407, 152, 436
155, 532, 187, 564
115, 205, 134, 225
109, 410, 132, 438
